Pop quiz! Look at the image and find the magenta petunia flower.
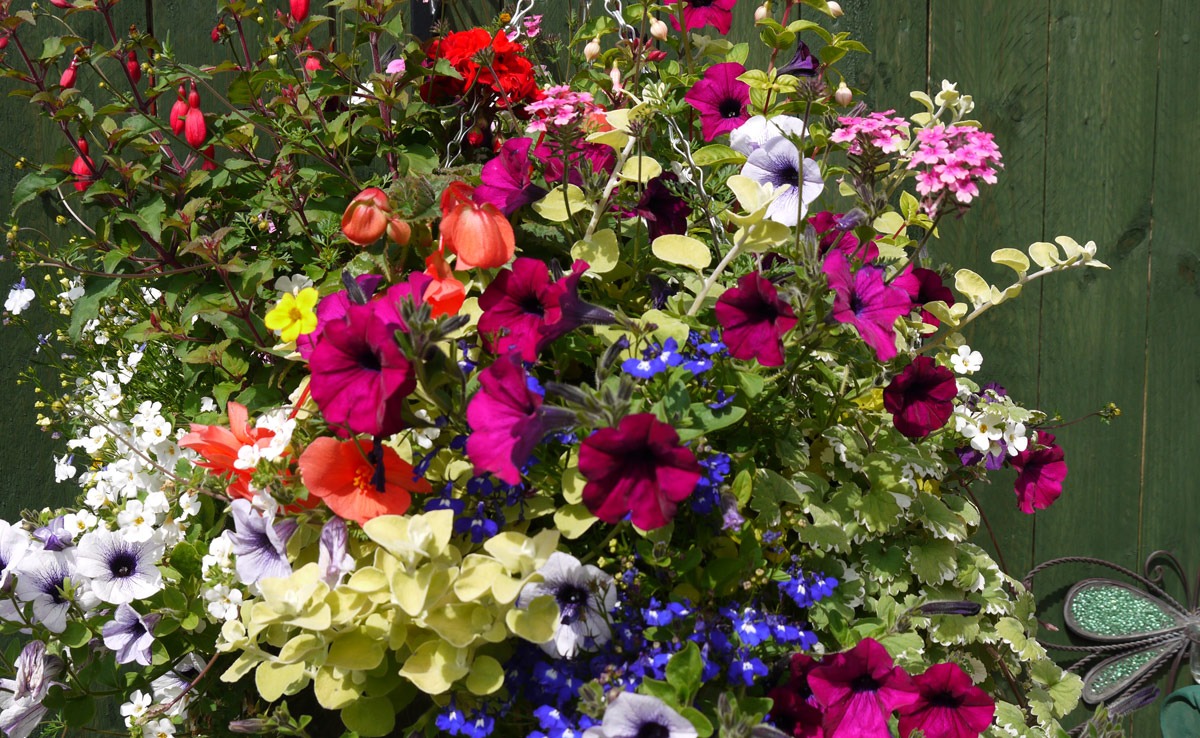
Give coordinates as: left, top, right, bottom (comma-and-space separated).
478, 258, 612, 361
296, 274, 385, 359
824, 250, 913, 362
715, 272, 797, 367
579, 413, 703, 530
809, 211, 880, 264
883, 356, 957, 438
897, 662, 995, 738
466, 353, 575, 485
769, 653, 826, 738
534, 139, 616, 186
664, 0, 739, 35
684, 62, 751, 141
476, 137, 548, 215
308, 300, 416, 438
808, 638, 919, 738
1009, 431, 1067, 514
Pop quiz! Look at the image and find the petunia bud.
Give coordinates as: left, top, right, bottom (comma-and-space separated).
649, 18, 669, 41
584, 38, 601, 62
827, 1, 843, 18
125, 50, 141, 83
59, 60, 78, 88
289, 0, 309, 22
386, 217, 411, 246
169, 85, 188, 135
184, 88, 206, 148
70, 138, 94, 192
754, 3, 769, 22
834, 81, 852, 106
340, 187, 392, 246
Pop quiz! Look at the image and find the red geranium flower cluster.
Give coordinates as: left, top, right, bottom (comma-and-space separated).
423, 29, 540, 108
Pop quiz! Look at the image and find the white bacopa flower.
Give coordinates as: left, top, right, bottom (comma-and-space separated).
274, 274, 314, 294
411, 409, 441, 450
63, 510, 97, 538
57, 277, 85, 303
120, 689, 153, 727
202, 534, 235, 575
177, 492, 201, 520
203, 584, 243, 621
142, 718, 175, 738
4, 279, 35, 315
76, 530, 165, 605
131, 401, 163, 429
233, 444, 263, 471
950, 344, 983, 374
68, 424, 110, 455
962, 411, 1005, 453
54, 454, 77, 483
198, 397, 217, 414
517, 552, 617, 659
117, 500, 158, 543
1003, 421, 1029, 455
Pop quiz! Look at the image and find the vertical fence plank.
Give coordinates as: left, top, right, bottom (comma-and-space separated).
926, 0, 1050, 578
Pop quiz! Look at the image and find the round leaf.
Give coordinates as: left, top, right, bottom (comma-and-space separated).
532, 185, 592, 222
953, 269, 991, 307
991, 247, 1030, 274
571, 229, 619, 273
465, 654, 505, 695
617, 155, 663, 183
341, 696, 397, 738
652, 234, 712, 270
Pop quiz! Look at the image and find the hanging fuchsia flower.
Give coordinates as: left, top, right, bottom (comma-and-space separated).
684, 62, 751, 141
466, 353, 575, 485
579, 413, 703, 530
808, 638, 919, 738
478, 258, 612, 361
664, 0, 739, 35
824, 250, 913, 362
769, 654, 825, 738
476, 138, 547, 215
897, 662, 995, 738
1009, 431, 1067, 513
715, 272, 797, 367
308, 301, 416, 438
884, 356, 956, 438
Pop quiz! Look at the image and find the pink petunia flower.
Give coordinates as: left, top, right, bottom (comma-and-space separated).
823, 250, 913, 362
664, 0, 739, 35
808, 638, 920, 738
897, 662, 995, 738
883, 356, 957, 438
684, 62, 751, 142
715, 272, 798, 367
769, 653, 826, 738
1009, 431, 1067, 513
579, 413, 703, 530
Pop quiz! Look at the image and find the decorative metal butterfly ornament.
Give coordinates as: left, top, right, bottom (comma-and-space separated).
1024, 550, 1200, 706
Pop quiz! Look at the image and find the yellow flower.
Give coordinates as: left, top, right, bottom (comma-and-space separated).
264, 287, 319, 343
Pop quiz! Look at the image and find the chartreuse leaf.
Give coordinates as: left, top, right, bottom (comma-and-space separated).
554, 503, 599, 539
341, 696, 397, 738
327, 631, 384, 671
665, 641, 703, 702
455, 555, 505, 602
572, 228, 619, 274
255, 661, 310, 702
618, 156, 663, 183
652, 234, 712, 270
872, 211, 905, 235
506, 594, 559, 644
954, 269, 992, 307
399, 640, 469, 694
681, 707, 715, 738
1028, 241, 1061, 268
465, 654, 505, 695
316, 666, 359, 710
692, 144, 745, 167
533, 185, 592, 222
991, 247, 1030, 275
278, 634, 324, 664
562, 463, 586, 505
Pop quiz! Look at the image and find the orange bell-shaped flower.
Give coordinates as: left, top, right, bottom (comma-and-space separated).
340, 187, 392, 246
423, 249, 466, 317
439, 181, 515, 269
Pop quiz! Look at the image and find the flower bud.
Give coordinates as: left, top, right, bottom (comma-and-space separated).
649, 18, 669, 41
289, 0, 309, 22
70, 138, 94, 193
125, 50, 141, 83
754, 3, 769, 22
50, 0, 74, 7
341, 187, 392, 246
169, 85, 188, 135
584, 38, 601, 62
201, 145, 217, 171
834, 81, 852, 106
59, 60, 78, 89
0, 33, 9, 50
386, 217, 411, 246
184, 88, 207, 148
609, 62, 622, 91
827, 1, 843, 18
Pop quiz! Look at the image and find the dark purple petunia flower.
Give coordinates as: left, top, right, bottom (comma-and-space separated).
778, 41, 821, 77
296, 274, 385, 359
824, 250, 913, 361
714, 272, 798, 367
903, 268, 956, 328
769, 654, 825, 738
466, 353, 575, 485
227, 499, 297, 585
579, 413, 703, 531
631, 173, 692, 240
1010, 431, 1068, 514
101, 604, 161, 666
684, 62, 751, 141
476, 138, 548, 215
808, 638, 920, 738
883, 356, 957, 438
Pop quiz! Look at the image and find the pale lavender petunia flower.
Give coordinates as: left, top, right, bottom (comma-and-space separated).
33, 516, 73, 552
228, 499, 296, 585
517, 552, 616, 659
317, 517, 355, 587
151, 653, 205, 718
102, 604, 161, 666
0, 641, 63, 738
0, 521, 31, 589
583, 693, 698, 738
740, 137, 824, 227
13, 551, 79, 633
730, 114, 807, 156
76, 530, 165, 605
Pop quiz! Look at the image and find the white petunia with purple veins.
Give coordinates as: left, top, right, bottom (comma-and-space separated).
76, 530, 165, 605
582, 693, 698, 738
740, 136, 824, 226
101, 603, 161, 666
13, 551, 81, 633
227, 499, 296, 586
0, 521, 31, 590
517, 552, 617, 659
0, 641, 63, 738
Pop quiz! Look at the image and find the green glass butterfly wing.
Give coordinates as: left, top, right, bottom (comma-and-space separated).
1079, 638, 1185, 705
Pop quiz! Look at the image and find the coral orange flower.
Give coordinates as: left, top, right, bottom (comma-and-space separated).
341, 187, 392, 246
298, 437, 432, 524
179, 402, 278, 501
440, 181, 515, 269
423, 250, 466, 317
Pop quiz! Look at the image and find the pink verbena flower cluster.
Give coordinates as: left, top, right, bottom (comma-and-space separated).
524, 85, 601, 132
908, 124, 1003, 212
829, 110, 909, 154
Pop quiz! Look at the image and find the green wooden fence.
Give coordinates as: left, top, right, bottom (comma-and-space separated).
1, 0, 1196, 731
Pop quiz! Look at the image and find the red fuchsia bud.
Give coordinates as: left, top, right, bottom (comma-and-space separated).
184, 89, 207, 148
303, 41, 322, 73
0, 33, 9, 50
465, 130, 484, 147
646, 49, 668, 62
201, 146, 217, 171
340, 187, 392, 246
289, 0, 309, 22
59, 60, 79, 89
211, 25, 221, 43
169, 85, 188, 136
50, 0, 75, 8
125, 50, 141, 83
70, 138, 94, 192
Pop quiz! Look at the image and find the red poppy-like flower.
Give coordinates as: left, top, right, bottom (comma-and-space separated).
180, 402, 284, 502
169, 85, 188, 136
70, 139, 95, 193
298, 437, 431, 524
715, 272, 798, 367
579, 413, 703, 530
684, 62, 751, 141
883, 356, 957, 438
423, 250, 465, 318
341, 187, 392, 246
808, 638, 919, 738
824, 250, 913, 361
897, 662, 995, 738
664, 0, 739, 34
1010, 431, 1067, 514
290, 0, 310, 22
770, 654, 826, 738
184, 88, 206, 148
440, 181, 516, 270
466, 353, 575, 485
